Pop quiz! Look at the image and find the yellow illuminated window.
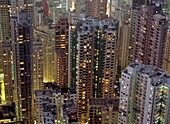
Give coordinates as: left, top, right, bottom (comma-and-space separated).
20, 62, 24, 64
60, 44, 65, 48
20, 68, 24, 70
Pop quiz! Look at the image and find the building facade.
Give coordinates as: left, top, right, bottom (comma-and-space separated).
34, 26, 55, 83
35, 86, 77, 124
76, 18, 118, 123
163, 28, 170, 75
85, 0, 108, 19
47, 0, 70, 23
31, 38, 44, 121
11, 11, 33, 123
118, 22, 130, 72
75, 0, 85, 17
0, 103, 16, 123
32, 39, 44, 92
88, 98, 119, 124
55, 18, 69, 88
10, 0, 34, 17
118, 62, 170, 124
35, 90, 57, 124
76, 22, 94, 123
0, 0, 13, 104
128, 5, 168, 68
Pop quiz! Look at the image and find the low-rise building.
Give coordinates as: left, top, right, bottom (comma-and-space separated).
88, 98, 119, 124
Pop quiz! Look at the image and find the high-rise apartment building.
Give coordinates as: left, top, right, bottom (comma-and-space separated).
42, 27, 55, 83
0, 0, 13, 104
32, 38, 44, 123
163, 28, 170, 74
118, 21, 130, 69
76, 18, 118, 123
100, 23, 118, 98
34, 5, 56, 83
115, 12, 131, 96
10, 0, 34, 17
128, 5, 168, 68
10, 1, 34, 121
11, 11, 33, 123
55, 18, 69, 88
76, 22, 94, 123
32, 38, 44, 92
118, 62, 170, 124
115, 2, 131, 76
47, 0, 70, 23
34, 26, 55, 83
75, 0, 85, 17
34, 1, 45, 28
85, 0, 108, 19
70, 25, 77, 89
33, 5, 56, 117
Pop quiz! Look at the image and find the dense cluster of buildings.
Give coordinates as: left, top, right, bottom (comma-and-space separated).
0, 0, 169, 124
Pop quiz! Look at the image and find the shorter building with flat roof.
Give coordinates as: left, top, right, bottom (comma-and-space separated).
0, 103, 24, 124
88, 98, 119, 124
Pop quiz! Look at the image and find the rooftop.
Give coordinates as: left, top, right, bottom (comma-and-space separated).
35, 90, 52, 97
128, 62, 170, 86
